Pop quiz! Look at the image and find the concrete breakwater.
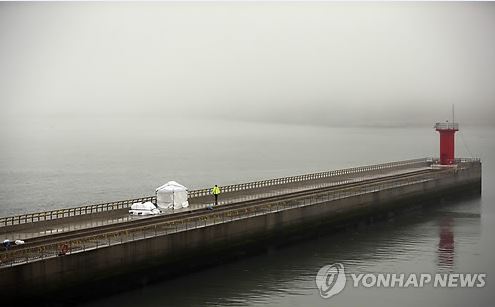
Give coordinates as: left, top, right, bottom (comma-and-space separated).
0, 159, 481, 304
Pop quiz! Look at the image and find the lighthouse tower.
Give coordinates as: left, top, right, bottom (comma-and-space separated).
434, 121, 458, 165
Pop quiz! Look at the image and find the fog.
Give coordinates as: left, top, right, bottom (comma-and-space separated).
1, 2, 494, 132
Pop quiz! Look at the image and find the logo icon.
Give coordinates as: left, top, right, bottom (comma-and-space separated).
316, 263, 347, 298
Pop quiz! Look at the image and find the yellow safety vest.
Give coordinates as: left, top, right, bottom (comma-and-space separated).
212, 186, 221, 195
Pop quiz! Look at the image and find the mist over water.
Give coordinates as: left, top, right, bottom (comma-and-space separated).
1, 2, 495, 127
1, 2, 495, 306
1, 121, 494, 306
0, 119, 483, 216
55, 123, 494, 307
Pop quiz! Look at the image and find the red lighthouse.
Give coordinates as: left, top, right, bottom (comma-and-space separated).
434, 121, 458, 165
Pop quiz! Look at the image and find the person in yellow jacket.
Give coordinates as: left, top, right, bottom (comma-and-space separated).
212, 185, 221, 206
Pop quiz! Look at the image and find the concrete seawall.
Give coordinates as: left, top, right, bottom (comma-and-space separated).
1, 159, 430, 238
0, 162, 481, 303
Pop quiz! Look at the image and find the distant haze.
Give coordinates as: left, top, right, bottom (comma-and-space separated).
1, 2, 494, 130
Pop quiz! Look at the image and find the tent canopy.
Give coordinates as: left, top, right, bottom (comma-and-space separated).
156, 181, 188, 192
156, 181, 189, 209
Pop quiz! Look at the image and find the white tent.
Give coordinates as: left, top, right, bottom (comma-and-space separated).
129, 201, 161, 216
156, 181, 189, 210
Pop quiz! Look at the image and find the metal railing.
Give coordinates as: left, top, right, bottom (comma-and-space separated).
187, 158, 428, 198
428, 157, 480, 164
434, 122, 459, 130
0, 158, 430, 228
454, 158, 480, 163
0, 196, 156, 227
0, 167, 456, 268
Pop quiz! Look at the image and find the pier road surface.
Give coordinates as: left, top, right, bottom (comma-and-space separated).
1, 164, 429, 241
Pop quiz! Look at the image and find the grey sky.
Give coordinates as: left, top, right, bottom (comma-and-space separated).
1, 2, 494, 128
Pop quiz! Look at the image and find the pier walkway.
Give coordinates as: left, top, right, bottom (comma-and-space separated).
0, 157, 482, 268
0, 156, 482, 307
1, 159, 429, 241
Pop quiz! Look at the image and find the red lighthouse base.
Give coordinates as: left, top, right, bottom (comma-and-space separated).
437, 129, 457, 165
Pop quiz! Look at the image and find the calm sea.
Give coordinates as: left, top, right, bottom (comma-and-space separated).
1, 119, 493, 306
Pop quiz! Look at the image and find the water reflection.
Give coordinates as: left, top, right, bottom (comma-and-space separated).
438, 217, 455, 270
80, 197, 481, 307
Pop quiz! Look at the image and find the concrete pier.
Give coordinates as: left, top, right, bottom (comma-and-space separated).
0, 159, 429, 240
0, 158, 481, 303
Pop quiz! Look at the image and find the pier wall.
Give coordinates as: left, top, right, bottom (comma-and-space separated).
0, 159, 430, 234
0, 162, 481, 301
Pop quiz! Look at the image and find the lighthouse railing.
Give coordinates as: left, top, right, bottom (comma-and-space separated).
434, 122, 459, 130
